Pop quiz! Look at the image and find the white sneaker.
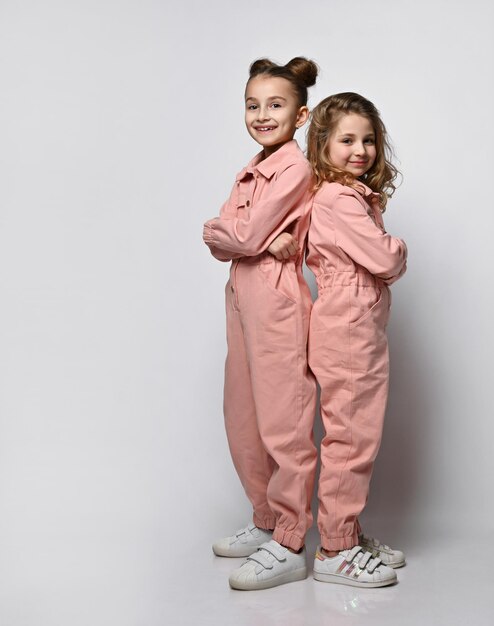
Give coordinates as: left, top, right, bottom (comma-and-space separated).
229, 540, 307, 590
313, 546, 397, 588
359, 534, 406, 568
212, 523, 273, 557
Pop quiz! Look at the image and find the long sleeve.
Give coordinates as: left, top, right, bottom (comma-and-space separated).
329, 189, 407, 281
207, 245, 243, 262
204, 188, 244, 263
203, 163, 311, 257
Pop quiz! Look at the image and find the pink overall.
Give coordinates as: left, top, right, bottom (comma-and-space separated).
203, 140, 317, 551
306, 182, 407, 552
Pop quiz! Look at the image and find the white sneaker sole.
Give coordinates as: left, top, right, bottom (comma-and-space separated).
313, 570, 397, 588
213, 545, 259, 558
387, 558, 406, 569
229, 566, 308, 591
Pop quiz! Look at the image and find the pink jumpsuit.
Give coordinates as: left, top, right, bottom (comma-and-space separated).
203, 140, 317, 551
306, 181, 407, 552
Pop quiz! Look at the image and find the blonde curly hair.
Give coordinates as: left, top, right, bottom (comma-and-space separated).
306, 92, 399, 210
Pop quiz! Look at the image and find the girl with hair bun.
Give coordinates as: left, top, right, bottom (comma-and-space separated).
203, 56, 318, 590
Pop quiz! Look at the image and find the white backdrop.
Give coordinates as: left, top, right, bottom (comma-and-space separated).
0, 1, 493, 624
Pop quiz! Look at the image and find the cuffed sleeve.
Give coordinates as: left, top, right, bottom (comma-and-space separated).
203, 188, 244, 262
203, 222, 243, 262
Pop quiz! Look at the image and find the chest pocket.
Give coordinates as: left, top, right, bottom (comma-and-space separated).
236, 192, 249, 219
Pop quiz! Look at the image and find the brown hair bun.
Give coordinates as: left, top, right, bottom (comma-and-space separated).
285, 57, 318, 89
249, 58, 277, 77
247, 56, 318, 106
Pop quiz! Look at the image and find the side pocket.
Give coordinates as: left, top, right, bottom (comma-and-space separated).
349, 288, 383, 329
257, 262, 297, 305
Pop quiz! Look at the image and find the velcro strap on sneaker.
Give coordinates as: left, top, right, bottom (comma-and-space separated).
247, 541, 287, 569
345, 546, 383, 572
258, 541, 287, 561
247, 551, 273, 569
359, 551, 373, 569
367, 556, 383, 573
357, 549, 383, 572
346, 546, 363, 563
236, 524, 252, 538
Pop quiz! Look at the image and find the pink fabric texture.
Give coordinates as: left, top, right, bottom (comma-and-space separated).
203, 140, 317, 551
306, 182, 407, 551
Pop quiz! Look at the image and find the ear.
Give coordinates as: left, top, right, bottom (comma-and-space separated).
295, 106, 309, 129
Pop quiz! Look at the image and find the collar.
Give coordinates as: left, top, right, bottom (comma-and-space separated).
353, 180, 380, 201
236, 140, 303, 181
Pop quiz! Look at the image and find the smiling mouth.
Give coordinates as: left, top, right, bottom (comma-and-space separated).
255, 126, 276, 132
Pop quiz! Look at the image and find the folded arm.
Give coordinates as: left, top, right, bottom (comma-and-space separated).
330, 190, 408, 282
203, 163, 311, 258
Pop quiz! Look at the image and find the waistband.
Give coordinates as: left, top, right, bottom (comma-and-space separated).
316, 271, 380, 290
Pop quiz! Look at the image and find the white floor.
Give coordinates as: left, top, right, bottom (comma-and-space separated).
1, 524, 492, 626
178, 529, 493, 626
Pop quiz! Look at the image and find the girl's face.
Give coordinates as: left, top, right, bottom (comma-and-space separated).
327, 113, 376, 177
245, 76, 308, 158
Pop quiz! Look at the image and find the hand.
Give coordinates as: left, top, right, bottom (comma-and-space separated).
267, 232, 300, 261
